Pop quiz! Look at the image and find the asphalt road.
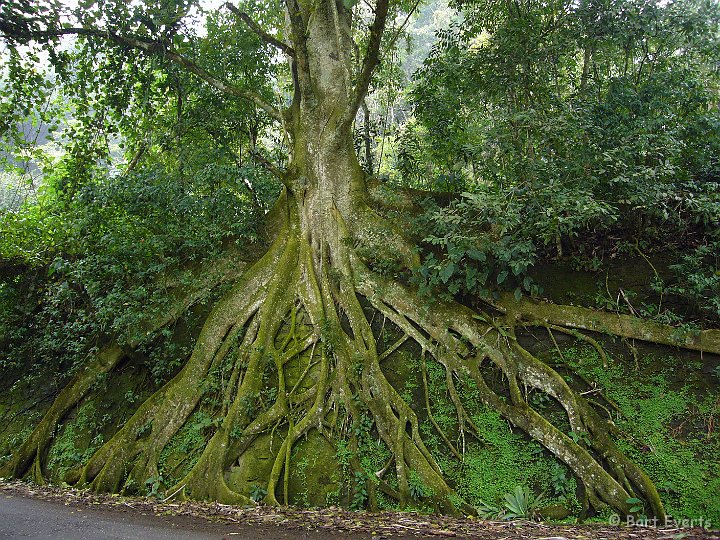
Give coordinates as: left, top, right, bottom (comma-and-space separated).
3, 487, 718, 540
0, 494, 344, 540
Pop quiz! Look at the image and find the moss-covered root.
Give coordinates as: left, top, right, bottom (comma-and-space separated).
68, 246, 279, 494
173, 235, 305, 503
264, 345, 329, 506
507, 341, 666, 519
0, 344, 125, 483
503, 294, 720, 355
354, 266, 670, 518
322, 261, 466, 515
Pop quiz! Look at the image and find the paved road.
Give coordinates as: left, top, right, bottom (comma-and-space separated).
0, 495, 340, 540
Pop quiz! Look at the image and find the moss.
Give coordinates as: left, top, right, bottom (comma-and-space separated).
0, 378, 48, 467
288, 432, 339, 507
560, 345, 720, 522
159, 410, 215, 486
223, 430, 341, 507
383, 349, 422, 405
434, 406, 578, 512
225, 432, 277, 497
46, 402, 105, 481
416, 357, 580, 514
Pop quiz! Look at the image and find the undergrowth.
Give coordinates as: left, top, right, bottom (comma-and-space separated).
560, 345, 720, 522
46, 402, 107, 480
412, 357, 580, 518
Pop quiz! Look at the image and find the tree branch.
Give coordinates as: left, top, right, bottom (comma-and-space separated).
127, 142, 147, 172
161, 48, 282, 121
250, 150, 283, 179
283, 0, 312, 100
384, 0, 422, 52
0, 24, 283, 122
343, 0, 390, 126
224, 2, 295, 58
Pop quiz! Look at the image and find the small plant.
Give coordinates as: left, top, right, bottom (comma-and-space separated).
336, 439, 352, 468
408, 470, 427, 500
530, 392, 551, 409
669, 323, 702, 344
350, 471, 368, 510
568, 430, 591, 446
476, 498, 503, 519
229, 424, 242, 440
249, 484, 267, 503
528, 442, 545, 458
658, 480, 677, 494
549, 462, 573, 498
352, 414, 373, 438
626, 496, 644, 514
90, 433, 104, 447
145, 475, 164, 498
136, 420, 152, 439
260, 386, 277, 405
239, 394, 256, 416
503, 485, 543, 520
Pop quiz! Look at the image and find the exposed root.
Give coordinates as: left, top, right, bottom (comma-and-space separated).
67, 233, 283, 494
421, 354, 462, 461
0, 345, 125, 483
502, 294, 720, 356
9, 193, 717, 520
355, 264, 671, 519
545, 324, 609, 368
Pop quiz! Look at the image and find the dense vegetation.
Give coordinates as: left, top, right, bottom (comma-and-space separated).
0, 0, 718, 525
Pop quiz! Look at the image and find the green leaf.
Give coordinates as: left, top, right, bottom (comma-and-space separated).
467, 248, 486, 262
439, 262, 455, 284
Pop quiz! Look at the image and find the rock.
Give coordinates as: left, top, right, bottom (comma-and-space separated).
537, 504, 572, 520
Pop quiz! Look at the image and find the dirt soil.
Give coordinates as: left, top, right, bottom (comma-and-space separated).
0, 480, 717, 539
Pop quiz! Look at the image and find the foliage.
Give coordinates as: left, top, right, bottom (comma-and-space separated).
549, 462, 573, 498
626, 496, 645, 514
405, 0, 720, 308
0, 0, 282, 378
0, 0, 718, 521
350, 471, 369, 510
412, 182, 617, 299
46, 402, 106, 479
158, 411, 215, 485
408, 470, 430, 500
503, 485, 543, 520
560, 345, 720, 522
145, 475, 165, 498
0, 121, 277, 372
249, 484, 267, 503
665, 241, 720, 319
